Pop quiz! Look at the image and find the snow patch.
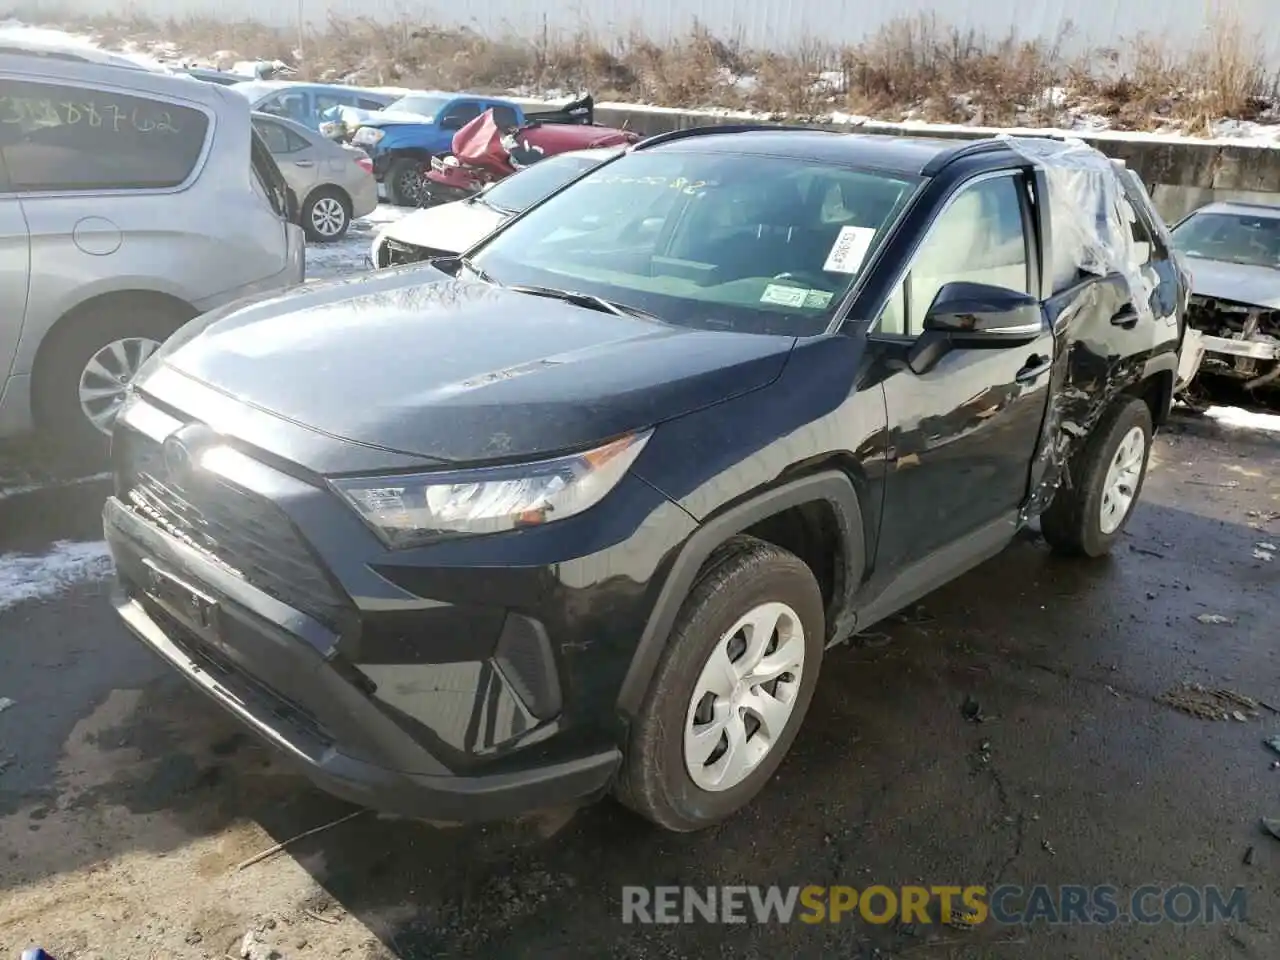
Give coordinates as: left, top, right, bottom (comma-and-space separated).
1204, 405, 1280, 434
0, 20, 164, 69
306, 204, 409, 281
0, 540, 114, 612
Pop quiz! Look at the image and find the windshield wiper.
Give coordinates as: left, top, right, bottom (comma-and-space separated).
458, 255, 495, 283
506, 285, 661, 321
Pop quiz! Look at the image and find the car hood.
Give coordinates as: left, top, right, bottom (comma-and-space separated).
362, 109, 435, 128
381, 199, 507, 255
1186, 256, 1280, 309
157, 271, 796, 465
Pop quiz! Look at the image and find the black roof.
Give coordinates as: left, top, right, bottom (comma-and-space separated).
639, 126, 1025, 177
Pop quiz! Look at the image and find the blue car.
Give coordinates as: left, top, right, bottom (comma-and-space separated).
349, 91, 593, 205
232, 80, 400, 132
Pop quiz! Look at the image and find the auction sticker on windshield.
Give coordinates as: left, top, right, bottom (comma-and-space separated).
760, 285, 835, 309
823, 226, 877, 274
760, 284, 810, 307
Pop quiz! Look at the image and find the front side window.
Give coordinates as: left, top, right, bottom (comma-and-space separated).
315, 92, 352, 116
1171, 210, 1280, 269
441, 101, 482, 129
490, 105, 520, 129
877, 175, 1030, 337
470, 149, 920, 336
0, 79, 210, 192
259, 91, 309, 123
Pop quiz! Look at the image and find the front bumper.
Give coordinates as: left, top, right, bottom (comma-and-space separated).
105, 498, 619, 820
1176, 327, 1280, 391
100, 396, 636, 821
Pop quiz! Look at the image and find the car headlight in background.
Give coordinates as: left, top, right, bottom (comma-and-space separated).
352, 127, 385, 146
331, 430, 653, 548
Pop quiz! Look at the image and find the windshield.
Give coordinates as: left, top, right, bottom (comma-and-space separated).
479, 154, 606, 214
1171, 210, 1280, 269
387, 95, 450, 118
469, 150, 920, 336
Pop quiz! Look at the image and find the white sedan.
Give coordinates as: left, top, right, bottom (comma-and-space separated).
370, 147, 623, 268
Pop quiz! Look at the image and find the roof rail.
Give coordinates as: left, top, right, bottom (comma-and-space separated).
919, 137, 1017, 176
632, 123, 830, 151
0, 44, 91, 63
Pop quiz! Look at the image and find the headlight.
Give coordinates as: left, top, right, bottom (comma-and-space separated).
352, 126, 384, 145
331, 430, 652, 548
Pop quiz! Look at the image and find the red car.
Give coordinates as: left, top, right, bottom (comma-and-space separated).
424, 95, 639, 206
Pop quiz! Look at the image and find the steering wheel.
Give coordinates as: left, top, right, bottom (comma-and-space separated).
772, 271, 838, 291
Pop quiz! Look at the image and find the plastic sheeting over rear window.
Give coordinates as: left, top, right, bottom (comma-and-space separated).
997, 135, 1157, 325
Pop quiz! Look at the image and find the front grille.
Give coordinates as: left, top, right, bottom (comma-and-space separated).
117, 427, 349, 633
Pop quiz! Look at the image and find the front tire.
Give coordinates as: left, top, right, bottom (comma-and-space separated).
615, 535, 825, 832
1040, 396, 1154, 557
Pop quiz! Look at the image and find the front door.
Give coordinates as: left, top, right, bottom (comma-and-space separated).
867, 170, 1056, 580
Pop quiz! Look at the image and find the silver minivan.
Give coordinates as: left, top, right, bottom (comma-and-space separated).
0, 40, 305, 459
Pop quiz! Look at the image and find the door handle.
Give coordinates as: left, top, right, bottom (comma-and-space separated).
1015, 354, 1052, 383
1111, 306, 1139, 328
293, 159, 315, 168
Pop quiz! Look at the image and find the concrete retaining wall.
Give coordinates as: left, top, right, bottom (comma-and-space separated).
573, 102, 1280, 223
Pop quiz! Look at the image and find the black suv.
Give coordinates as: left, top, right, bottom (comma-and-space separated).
104, 128, 1184, 832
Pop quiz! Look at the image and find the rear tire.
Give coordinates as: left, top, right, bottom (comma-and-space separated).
615, 535, 825, 832
302, 187, 352, 242
1040, 396, 1153, 557
34, 305, 190, 468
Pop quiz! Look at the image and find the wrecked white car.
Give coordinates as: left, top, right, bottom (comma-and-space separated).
1169, 201, 1280, 401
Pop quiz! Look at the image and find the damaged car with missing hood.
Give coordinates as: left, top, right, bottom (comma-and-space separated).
103, 128, 1184, 832
1169, 201, 1280, 406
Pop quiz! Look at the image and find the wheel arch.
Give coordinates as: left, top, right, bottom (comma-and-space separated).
616, 470, 866, 721
31, 289, 197, 425
384, 146, 435, 164
299, 182, 353, 220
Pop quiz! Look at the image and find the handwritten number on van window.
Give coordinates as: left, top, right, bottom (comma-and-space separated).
0, 96, 182, 134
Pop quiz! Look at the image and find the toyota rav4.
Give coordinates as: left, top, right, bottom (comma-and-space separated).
104, 128, 1184, 832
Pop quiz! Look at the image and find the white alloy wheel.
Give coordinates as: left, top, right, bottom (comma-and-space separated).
683, 600, 806, 792
78, 336, 160, 434
310, 195, 348, 238
1099, 425, 1146, 535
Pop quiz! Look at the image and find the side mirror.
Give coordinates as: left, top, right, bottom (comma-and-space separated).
909, 281, 1043, 375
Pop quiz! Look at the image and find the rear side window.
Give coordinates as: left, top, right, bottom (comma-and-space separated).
253, 119, 309, 154
0, 79, 210, 192
357, 97, 386, 110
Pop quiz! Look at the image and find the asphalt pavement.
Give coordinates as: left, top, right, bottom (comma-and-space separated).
1, 407, 1278, 959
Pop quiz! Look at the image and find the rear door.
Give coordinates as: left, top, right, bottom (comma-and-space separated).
0, 151, 30, 390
